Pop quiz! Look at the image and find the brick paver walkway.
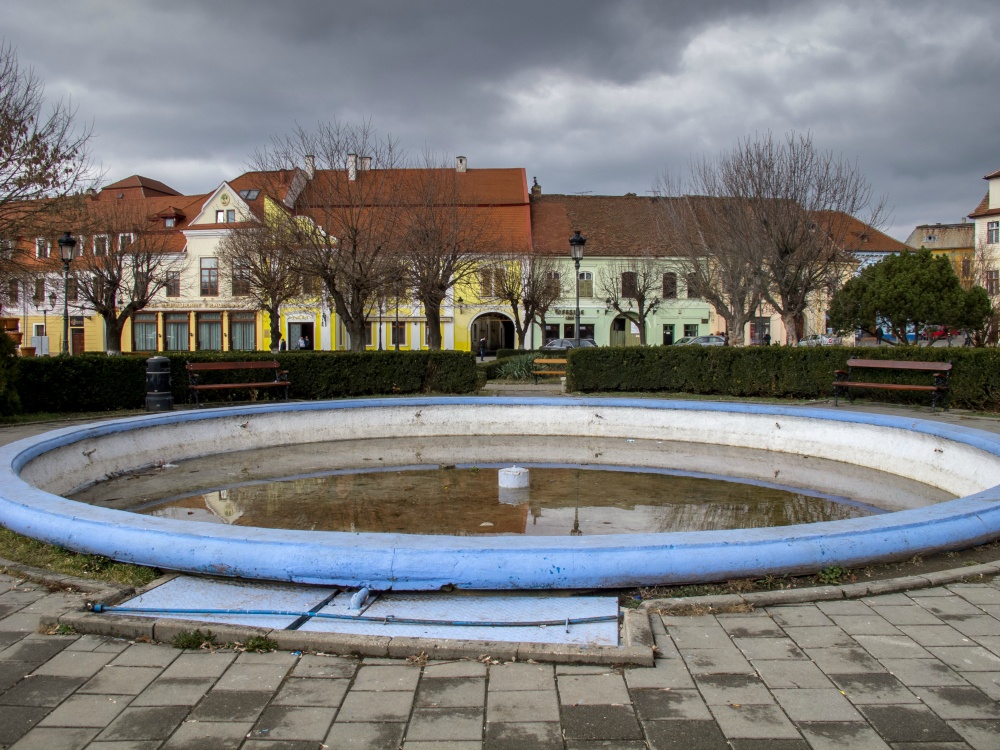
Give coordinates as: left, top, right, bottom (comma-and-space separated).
2, 570, 1000, 748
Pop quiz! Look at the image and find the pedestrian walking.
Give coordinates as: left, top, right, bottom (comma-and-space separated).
479, 336, 487, 361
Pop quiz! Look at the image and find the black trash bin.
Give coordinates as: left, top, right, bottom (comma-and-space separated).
145, 356, 173, 412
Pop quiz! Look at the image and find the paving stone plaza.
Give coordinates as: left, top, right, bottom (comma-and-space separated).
2, 570, 1000, 748
2, 404, 1000, 748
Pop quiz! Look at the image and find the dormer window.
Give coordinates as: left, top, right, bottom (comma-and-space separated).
164, 217, 176, 228
238, 189, 260, 200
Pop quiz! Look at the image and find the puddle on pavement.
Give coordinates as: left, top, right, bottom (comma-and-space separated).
68, 436, 955, 536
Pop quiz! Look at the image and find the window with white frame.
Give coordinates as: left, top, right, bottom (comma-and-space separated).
578, 271, 593, 298
165, 271, 181, 297
988, 221, 999, 245
118, 233, 134, 250
94, 236, 108, 256
35, 238, 49, 258
663, 272, 678, 299
200, 258, 219, 296
988, 269, 1000, 296
215, 210, 225, 223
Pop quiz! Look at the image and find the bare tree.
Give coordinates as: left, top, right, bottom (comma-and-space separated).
217, 216, 302, 351
251, 121, 404, 351
972, 235, 1000, 345
598, 254, 664, 346
73, 197, 178, 354
401, 158, 499, 349
654, 181, 765, 345
481, 253, 562, 349
0, 42, 97, 306
721, 131, 885, 344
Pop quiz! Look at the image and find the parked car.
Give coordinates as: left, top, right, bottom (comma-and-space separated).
539, 338, 597, 352
671, 336, 697, 345
677, 335, 726, 346
798, 333, 843, 347
924, 326, 960, 342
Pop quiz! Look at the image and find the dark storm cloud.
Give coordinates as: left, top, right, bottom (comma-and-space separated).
3, 0, 998, 239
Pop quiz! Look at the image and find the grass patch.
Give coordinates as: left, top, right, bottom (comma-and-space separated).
232, 636, 278, 653
0, 527, 158, 587
171, 629, 217, 650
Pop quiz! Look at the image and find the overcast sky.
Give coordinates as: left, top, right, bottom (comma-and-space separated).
5, 0, 998, 240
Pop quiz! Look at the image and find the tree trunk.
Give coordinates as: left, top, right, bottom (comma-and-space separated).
268, 303, 282, 352
425, 301, 443, 350
781, 312, 798, 345
104, 315, 125, 355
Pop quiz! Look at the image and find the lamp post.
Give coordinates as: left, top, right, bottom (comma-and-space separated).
57, 232, 76, 355
569, 231, 586, 348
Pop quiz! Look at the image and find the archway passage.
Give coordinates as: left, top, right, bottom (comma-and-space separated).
472, 312, 515, 353
610, 315, 641, 347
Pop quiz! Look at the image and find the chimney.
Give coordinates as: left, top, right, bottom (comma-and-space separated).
304, 155, 315, 180
455, 156, 467, 173
531, 177, 541, 197
347, 153, 358, 181
360, 156, 372, 171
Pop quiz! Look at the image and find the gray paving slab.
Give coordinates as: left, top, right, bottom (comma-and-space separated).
37, 693, 130, 728
487, 662, 555, 692
796, 721, 892, 750
250, 705, 337, 742
7, 726, 99, 749
557, 673, 630, 705
642, 719, 730, 750
337, 689, 415, 722
487, 688, 561, 724
560, 704, 643, 741
188, 689, 272, 721
948, 718, 1000, 750
857, 704, 965, 743
159, 720, 253, 750
693, 673, 776, 705
631, 688, 714, 721
771, 687, 863, 721
405, 706, 483, 741
270, 676, 349, 707
624, 659, 696, 689
828, 673, 921, 704
414, 676, 485, 708
483, 720, 562, 749
324, 720, 406, 749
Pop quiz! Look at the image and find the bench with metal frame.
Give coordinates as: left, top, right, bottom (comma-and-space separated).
532, 357, 567, 384
186, 360, 291, 407
834, 358, 951, 412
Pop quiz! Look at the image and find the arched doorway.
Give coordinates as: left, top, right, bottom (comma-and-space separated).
471, 312, 515, 354
610, 315, 641, 347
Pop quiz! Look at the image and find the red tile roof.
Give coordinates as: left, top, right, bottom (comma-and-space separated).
969, 192, 999, 219
100, 175, 182, 199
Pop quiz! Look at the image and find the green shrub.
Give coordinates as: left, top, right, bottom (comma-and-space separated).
496, 348, 537, 360
567, 345, 1000, 411
0, 334, 22, 415
492, 353, 538, 381
14, 350, 478, 414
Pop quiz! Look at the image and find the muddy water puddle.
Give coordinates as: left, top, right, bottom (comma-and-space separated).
69, 436, 954, 536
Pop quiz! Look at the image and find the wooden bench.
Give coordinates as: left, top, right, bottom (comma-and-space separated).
834, 358, 951, 412
186, 361, 291, 407
532, 358, 567, 383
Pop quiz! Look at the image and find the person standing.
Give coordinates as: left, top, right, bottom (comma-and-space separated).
478, 336, 487, 361
875, 327, 884, 345
278, 336, 287, 352
297, 335, 306, 350
303, 335, 311, 351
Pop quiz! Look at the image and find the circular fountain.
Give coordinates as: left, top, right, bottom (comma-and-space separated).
2, 396, 1000, 590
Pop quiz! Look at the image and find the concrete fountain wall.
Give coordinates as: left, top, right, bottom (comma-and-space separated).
2, 397, 1000, 590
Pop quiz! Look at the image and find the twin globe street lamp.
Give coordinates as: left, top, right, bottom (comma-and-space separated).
569, 231, 586, 348
57, 232, 76, 356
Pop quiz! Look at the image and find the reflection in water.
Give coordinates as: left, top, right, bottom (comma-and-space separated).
140, 466, 876, 536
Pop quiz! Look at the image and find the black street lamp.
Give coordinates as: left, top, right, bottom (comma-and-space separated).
57, 232, 76, 355
569, 231, 586, 348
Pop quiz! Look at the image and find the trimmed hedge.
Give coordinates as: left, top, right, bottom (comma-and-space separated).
567, 345, 1000, 412
15, 349, 478, 414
